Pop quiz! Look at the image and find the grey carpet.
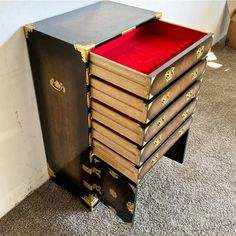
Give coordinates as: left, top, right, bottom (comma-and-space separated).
0, 44, 236, 236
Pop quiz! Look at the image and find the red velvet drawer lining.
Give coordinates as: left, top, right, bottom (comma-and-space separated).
91, 20, 207, 74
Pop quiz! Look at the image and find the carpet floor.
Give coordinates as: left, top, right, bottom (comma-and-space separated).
0, 44, 235, 236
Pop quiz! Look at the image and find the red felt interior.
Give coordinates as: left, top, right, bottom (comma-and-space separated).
91, 20, 207, 74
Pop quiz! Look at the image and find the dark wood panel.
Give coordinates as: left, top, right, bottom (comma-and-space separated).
27, 31, 90, 196
33, 1, 155, 45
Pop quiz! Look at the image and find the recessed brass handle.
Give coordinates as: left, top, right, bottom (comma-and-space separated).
153, 135, 162, 147
50, 78, 66, 93
196, 45, 205, 59
109, 188, 117, 199
161, 92, 170, 106
151, 153, 159, 165
157, 116, 165, 127
191, 69, 199, 80
165, 67, 175, 82
186, 89, 194, 101
182, 109, 189, 120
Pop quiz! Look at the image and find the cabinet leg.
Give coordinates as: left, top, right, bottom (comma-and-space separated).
165, 130, 189, 164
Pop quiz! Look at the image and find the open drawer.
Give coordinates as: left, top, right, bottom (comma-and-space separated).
90, 59, 205, 124
91, 98, 196, 166
92, 116, 193, 184
90, 19, 212, 99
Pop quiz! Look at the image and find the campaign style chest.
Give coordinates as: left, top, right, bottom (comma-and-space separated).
25, 1, 213, 223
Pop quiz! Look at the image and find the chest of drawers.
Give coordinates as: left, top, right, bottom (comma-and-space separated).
25, 1, 212, 224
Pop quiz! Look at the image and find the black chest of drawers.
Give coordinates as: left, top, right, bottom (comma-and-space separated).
25, 1, 212, 223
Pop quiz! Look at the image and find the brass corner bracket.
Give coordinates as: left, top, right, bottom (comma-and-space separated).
82, 194, 99, 208
24, 24, 34, 38
74, 44, 95, 63
155, 11, 162, 19
47, 163, 56, 178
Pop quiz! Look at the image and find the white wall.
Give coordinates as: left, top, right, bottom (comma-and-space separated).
0, 0, 228, 218
115, 0, 229, 44
0, 0, 97, 219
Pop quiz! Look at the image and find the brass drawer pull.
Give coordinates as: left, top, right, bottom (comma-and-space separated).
182, 109, 189, 120
50, 78, 66, 93
165, 67, 175, 82
153, 135, 162, 147
151, 153, 159, 165
186, 89, 194, 101
191, 69, 199, 80
196, 45, 205, 59
157, 116, 165, 127
161, 92, 170, 106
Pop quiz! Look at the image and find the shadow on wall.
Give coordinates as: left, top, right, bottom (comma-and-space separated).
0, 27, 48, 218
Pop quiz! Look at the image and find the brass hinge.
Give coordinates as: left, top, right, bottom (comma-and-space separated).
82, 164, 101, 179
122, 26, 136, 35
82, 194, 99, 208
155, 11, 162, 19
83, 180, 101, 194
24, 24, 34, 38
88, 113, 91, 129
87, 91, 91, 108
86, 67, 90, 86
74, 44, 95, 63
47, 163, 56, 178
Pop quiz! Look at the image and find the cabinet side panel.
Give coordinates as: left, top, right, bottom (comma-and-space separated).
27, 31, 89, 196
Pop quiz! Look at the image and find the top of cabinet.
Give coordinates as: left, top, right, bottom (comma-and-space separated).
29, 1, 157, 45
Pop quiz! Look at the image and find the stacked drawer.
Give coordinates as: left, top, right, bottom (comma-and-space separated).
89, 19, 212, 184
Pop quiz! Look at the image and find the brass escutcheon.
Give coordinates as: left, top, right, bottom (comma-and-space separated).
196, 45, 205, 59
191, 69, 199, 80
186, 89, 194, 101
153, 135, 162, 147
165, 67, 175, 82
182, 109, 189, 120
161, 92, 170, 106
151, 153, 159, 165
49, 78, 66, 93
157, 116, 165, 127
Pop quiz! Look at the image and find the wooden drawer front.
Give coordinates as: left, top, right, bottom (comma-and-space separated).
144, 81, 200, 144
92, 121, 140, 165
149, 39, 211, 98
140, 99, 196, 164
91, 99, 196, 166
90, 19, 212, 100
92, 117, 192, 184
91, 81, 201, 146
147, 60, 205, 122
90, 60, 204, 124
139, 117, 193, 180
